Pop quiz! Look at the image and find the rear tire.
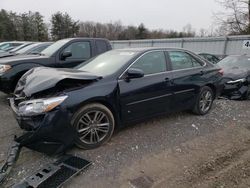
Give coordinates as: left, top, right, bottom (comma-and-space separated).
193, 86, 214, 115
71, 103, 115, 150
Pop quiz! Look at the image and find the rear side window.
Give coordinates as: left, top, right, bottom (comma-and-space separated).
63, 41, 91, 59
131, 51, 167, 75
96, 40, 108, 54
169, 51, 202, 70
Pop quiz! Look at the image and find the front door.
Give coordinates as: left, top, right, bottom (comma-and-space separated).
119, 51, 173, 122
58, 41, 92, 68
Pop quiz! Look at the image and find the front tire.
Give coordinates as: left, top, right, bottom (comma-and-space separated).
71, 103, 115, 150
193, 86, 214, 115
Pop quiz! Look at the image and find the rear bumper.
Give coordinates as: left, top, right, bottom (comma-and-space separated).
9, 98, 76, 155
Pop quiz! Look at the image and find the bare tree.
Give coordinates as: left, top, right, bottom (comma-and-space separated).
215, 0, 250, 35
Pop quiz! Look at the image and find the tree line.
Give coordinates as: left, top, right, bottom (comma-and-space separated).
0, 9, 196, 42
1, 1, 250, 42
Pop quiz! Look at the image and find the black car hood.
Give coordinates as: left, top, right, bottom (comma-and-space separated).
0, 54, 49, 65
223, 67, 250, 80
15, 67, 101, 97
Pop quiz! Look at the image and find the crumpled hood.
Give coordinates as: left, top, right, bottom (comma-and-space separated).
14, 67, 101, 97
223, 67, 250, 80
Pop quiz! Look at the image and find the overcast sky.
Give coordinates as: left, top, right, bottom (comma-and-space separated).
1, 0, 222, 31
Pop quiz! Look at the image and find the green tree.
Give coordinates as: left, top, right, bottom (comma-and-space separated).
136, 23, 149, 39
51, 12, 79, 40
32, 12, 48, 41
0, 9, 48, 41
0, 9, 17, 41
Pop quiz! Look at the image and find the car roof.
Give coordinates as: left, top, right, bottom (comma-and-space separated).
65, 37, 110, 41
114, 47, 190, 53
226, 54, 250, 58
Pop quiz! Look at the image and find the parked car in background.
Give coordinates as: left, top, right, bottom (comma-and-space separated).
0, 42, 34, 58
7, 42, 34, 53
19, 42, 53, 55
10, 48, 223, 154
0, 41, 25, 51
0, 42, 53, 58
0, 38, 111, 93
198, 53, 221, 64
218, 55, 250, 100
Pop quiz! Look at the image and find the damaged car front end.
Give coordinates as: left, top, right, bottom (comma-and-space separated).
9, 67, 101, 155
222, 77, 250, 100
218, 55, 250, 100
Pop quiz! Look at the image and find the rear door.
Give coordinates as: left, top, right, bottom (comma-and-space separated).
167, 50, 205, 111
95, 40, 109, 55
57, 41, 92, 68
119, 50, 174, 122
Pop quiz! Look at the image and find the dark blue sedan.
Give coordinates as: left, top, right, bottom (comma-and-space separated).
10, 48, 223, 154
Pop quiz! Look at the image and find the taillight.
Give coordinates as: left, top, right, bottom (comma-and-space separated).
218, 69, 224, 76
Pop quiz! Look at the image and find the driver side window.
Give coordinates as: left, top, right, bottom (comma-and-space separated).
63, 41, 91, 59
131, 51, 167, 75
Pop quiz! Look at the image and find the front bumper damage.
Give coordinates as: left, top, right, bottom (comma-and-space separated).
0, 99, 90, 186
0, 141, 21, 183
221, 79, 249, 100
9, 98, 76, 155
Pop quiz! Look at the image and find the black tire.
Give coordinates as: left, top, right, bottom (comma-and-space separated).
71, 103, 115, 150
192, 86, 214, 115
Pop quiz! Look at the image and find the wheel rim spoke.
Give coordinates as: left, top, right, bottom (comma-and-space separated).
90, 131, 94, 143
80, 129, 91, 139
79, 119, 89, 126
94, 129, 100, 142
85, 113, 92, 122
98, 123, 109, 127
94, 111, 105, 122
78, 126, 90, 133
96, 127, 109, 133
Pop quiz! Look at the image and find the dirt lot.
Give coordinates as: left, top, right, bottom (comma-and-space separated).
0, 91, 250, 188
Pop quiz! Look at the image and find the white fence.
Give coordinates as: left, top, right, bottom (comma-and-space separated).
111, 35, 250, 55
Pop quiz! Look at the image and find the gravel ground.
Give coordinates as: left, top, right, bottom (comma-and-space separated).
0, 92, 250, 188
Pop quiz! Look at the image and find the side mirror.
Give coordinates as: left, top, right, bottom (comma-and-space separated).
61, 51, 72, 60
126, 68, 144, 79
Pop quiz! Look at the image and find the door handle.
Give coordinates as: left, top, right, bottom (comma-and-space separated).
165, 77, 173, 84
165, 77, 170, 82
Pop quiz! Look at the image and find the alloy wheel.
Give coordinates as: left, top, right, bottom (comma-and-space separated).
199, 90, 213, 113
76, 110, 110, 145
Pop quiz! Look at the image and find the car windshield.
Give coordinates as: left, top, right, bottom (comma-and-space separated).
77, 50, 139, 76
0, 43, 11, 51
9, 43, 32, 53
15, 43, 40, 54
218, 56, 250, 69
41, 39, 70, 56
